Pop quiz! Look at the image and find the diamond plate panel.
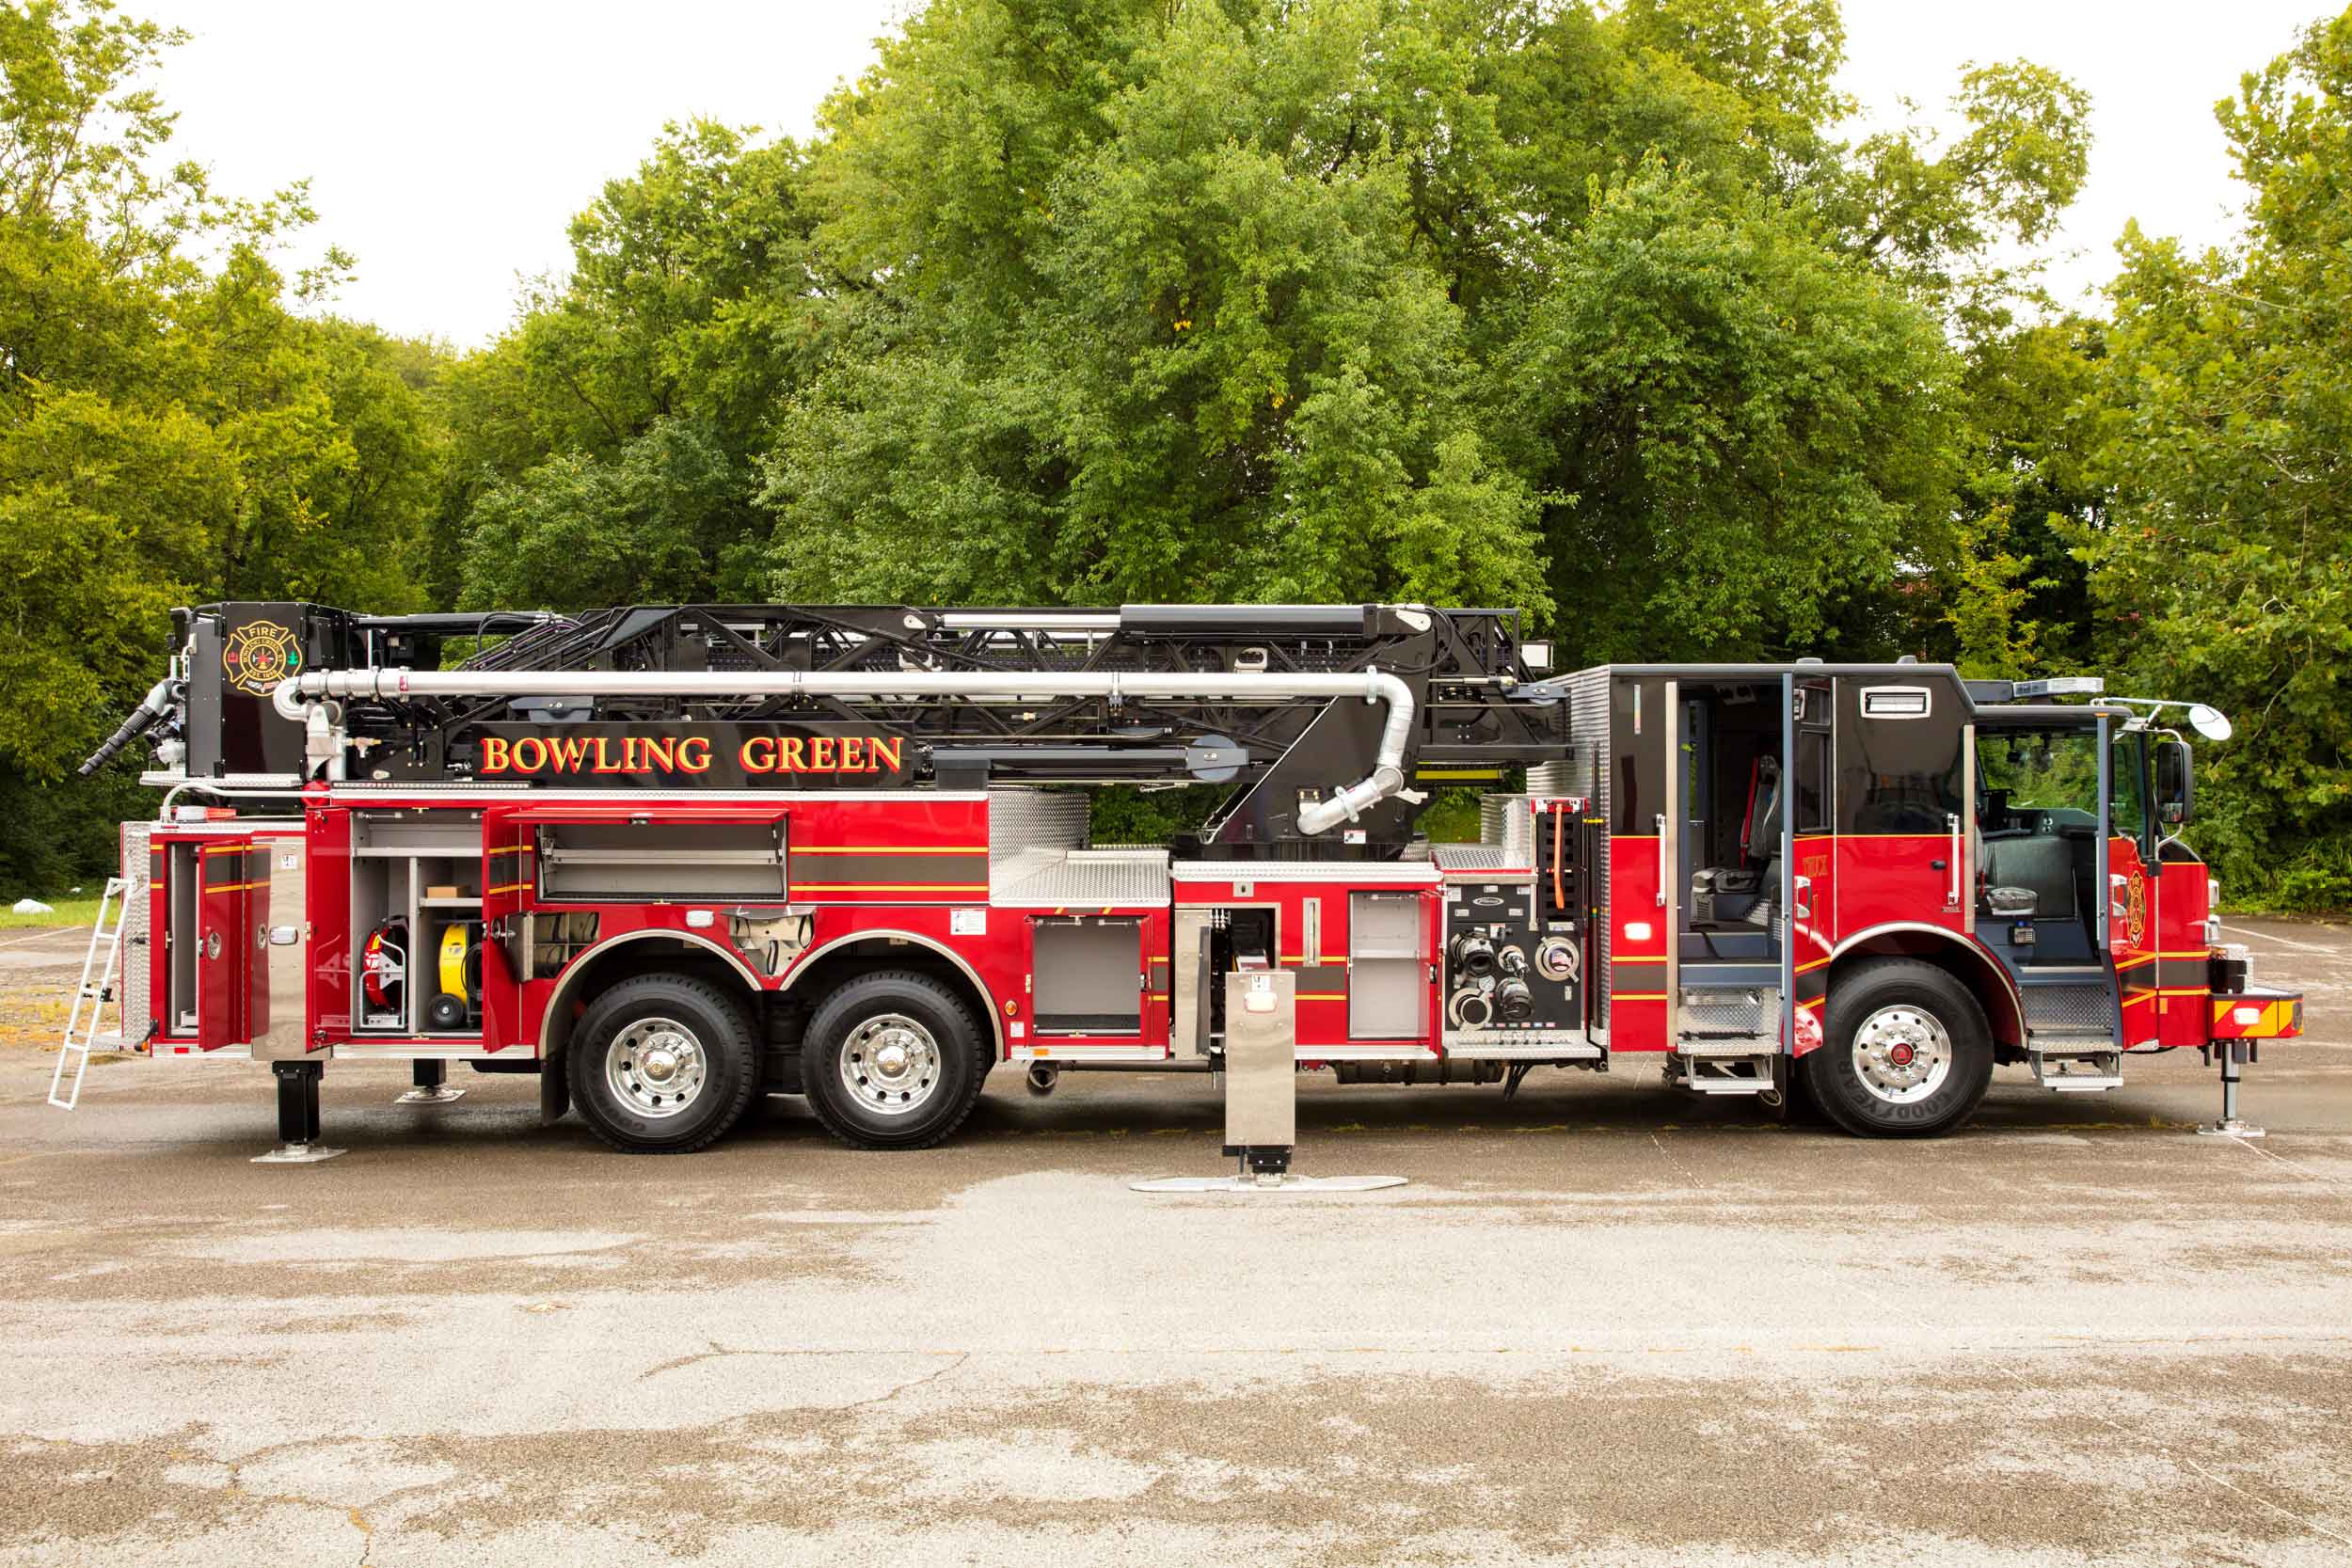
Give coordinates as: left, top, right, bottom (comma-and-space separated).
993, 848, 1171, 907
1476, 795, 1534, 865
114, 821, 151, 1045
1679, 989, 1770, 1037
988, 788, 1089, 867
2026, 983, 2114, 1033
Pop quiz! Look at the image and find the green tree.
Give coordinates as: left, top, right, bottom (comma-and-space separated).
2076, 9, 2352, 909
0, 0, 440, 891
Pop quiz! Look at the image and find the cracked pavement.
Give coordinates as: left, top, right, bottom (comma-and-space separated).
0, 916, 2348, 1565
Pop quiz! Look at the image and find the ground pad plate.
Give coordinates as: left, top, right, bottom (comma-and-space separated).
251, 1144, 346, 1164
1131, 1174, 1407, 1194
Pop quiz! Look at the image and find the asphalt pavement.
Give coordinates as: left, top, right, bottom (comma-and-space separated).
1, 918, 2347, 1565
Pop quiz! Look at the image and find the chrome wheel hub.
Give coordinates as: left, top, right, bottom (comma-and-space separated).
842, 1013, 941, 1117
1851, 1005, 1953, 1104
608, 1017, 707, 1118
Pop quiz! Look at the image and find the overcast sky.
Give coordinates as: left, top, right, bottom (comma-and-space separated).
139, 0, 2328, 347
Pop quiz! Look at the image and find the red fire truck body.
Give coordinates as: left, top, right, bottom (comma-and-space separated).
80, 602, 2302, 1155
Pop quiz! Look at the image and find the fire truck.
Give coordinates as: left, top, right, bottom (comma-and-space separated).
56, 599, 2301, 1159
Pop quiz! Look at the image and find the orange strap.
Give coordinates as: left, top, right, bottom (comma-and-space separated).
1550, 802, 1565, 913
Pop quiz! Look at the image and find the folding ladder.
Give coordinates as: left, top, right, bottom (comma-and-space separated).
49, 877, 135, 1111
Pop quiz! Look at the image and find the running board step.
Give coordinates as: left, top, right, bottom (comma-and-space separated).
1674, 1034, 1777, 1056
2029, 1048, 2123, 1092
1441, 1039, 1604, 1061
1665, 1052, 1777, 1096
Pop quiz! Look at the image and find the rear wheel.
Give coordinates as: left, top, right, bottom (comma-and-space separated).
1800, 958, 1994, 1138
801, 970, 989, 1150
566, 974, 757, 1153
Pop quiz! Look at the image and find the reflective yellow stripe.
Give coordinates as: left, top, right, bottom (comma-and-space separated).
793, 846, 989, 855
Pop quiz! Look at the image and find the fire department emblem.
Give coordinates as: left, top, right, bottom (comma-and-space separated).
222, 620, 302, 697
2126, 869, 2147, 947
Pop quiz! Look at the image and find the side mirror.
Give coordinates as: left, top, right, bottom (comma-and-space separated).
2154, 738, 2194, 826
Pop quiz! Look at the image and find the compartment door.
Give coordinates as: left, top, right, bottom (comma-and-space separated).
1348, 890, 1431, 1041
1030, 916, 1146, 1037
196, 837, 264, 1051
252, 835, 318, 1057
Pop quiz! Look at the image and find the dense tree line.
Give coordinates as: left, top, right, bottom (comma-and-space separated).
5, 0, 2349, 908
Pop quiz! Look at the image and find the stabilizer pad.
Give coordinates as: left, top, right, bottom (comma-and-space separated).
251, 1144, 346, 1164
1130, 1174, 1407, 1194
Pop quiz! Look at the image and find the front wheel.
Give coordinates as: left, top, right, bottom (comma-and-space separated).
566, 974, 758, 1153
1800, 958, 1994, 1138
801, 970, 989, 1150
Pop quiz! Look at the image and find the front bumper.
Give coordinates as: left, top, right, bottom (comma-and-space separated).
2209, 987, 2304, 1042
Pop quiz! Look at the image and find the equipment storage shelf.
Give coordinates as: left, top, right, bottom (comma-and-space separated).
349, 812, 485, 1039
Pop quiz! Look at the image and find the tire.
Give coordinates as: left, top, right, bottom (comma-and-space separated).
566, 973, 758, 1154
1800, 958, 1994, 1138
800, 970, 989, 1151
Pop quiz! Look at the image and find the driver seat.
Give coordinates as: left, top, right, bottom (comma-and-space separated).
1980, 835, 2076, 921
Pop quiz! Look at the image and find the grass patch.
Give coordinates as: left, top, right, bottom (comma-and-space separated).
0, 895, 108, 931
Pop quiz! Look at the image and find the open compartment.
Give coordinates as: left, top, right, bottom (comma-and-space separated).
1031, 917, 1143, 1034
165, 840, 199, 1035
1348, 891, 1428, 1039
347, 811, 485, 1037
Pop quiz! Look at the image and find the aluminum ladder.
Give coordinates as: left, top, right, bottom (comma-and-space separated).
49, 877, 135, 1111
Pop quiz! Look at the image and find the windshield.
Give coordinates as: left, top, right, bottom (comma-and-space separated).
1977, 728, 2105, 833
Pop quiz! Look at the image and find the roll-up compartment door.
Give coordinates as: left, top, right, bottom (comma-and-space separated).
1032, 917, 1144, 1034
1348, 891, 1430, 1040
522, 807, 788, 902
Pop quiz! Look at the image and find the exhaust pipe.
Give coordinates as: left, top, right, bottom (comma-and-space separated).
1025, 1063, 1060, 1097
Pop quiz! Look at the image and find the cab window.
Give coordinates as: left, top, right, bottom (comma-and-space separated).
1977, 729, 2102, 833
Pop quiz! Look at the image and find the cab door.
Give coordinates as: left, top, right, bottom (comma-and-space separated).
1834, 678, 1971, 940
2106, 727, 2159, 1045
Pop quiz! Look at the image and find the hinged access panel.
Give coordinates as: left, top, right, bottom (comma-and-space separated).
195, 836, 267, 1050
